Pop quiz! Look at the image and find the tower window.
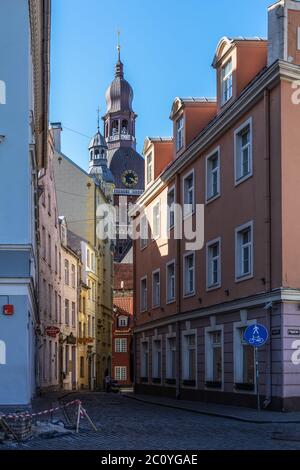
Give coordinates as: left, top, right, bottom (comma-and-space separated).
121, 120, 128, 134
111, 120, 119, 136
95, 150, 99, 159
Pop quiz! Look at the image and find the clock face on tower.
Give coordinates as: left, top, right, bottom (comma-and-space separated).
122, 169, 139, 188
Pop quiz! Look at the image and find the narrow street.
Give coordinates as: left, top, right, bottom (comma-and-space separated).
1, 392, 300, 450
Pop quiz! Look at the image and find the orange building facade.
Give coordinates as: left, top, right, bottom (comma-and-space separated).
132, 1, 300, 410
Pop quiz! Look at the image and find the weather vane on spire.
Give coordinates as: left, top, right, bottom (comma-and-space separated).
117, 30, 121, 62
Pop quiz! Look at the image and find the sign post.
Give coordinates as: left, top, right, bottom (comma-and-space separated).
244, 324, 269, 412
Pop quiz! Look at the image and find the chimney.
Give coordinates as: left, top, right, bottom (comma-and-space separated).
268, 0, 300, 66
50, 122, 62, 152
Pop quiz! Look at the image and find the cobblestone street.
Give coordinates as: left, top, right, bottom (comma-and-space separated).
1, 392, 300, 450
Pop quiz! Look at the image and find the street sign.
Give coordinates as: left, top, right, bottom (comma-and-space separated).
45, 326, 60, 338
244, 324, 268, 347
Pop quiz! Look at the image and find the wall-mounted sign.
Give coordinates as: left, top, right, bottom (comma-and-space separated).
272, 329, 281, 336
45, 326, 60, 338
288, 329, 300, 336
3, 305, 14, 315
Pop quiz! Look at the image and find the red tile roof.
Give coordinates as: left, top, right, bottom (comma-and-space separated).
113, 296, 133, 316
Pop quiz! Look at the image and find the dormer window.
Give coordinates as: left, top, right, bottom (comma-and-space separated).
221, 59, 233, 105
176, 116, 184, 152
118, 316, 128, 328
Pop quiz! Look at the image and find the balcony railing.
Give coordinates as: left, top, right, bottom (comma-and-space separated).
107, 134, 134, 143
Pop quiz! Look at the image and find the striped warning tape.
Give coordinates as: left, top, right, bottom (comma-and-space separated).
0, 399, 81, 421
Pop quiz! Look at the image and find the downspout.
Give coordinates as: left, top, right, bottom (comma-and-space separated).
133, 234, 137, 392
175, 173, 181, 400
264, 88, 273, 408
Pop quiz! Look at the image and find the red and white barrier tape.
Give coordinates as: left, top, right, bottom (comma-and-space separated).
0, 399, 81, 421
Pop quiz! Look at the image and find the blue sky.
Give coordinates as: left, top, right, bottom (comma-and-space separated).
50, 0, 272, 169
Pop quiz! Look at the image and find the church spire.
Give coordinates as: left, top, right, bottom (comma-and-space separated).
115, 31, 124, 78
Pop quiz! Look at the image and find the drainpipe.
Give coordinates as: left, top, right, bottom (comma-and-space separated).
175, 173, 182, 400
133, 235, 137, 392
264, 88, 272, 408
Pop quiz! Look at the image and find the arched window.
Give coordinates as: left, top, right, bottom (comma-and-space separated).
121, 120, 128, 135
111, 120, 119, 136
90, 151, 93, 160
95, 149, 99, 159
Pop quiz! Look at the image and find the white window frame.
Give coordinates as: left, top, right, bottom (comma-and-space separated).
115, 338, 127, 353
165, 333, 176, 381
235, 221, 254, 282
115, 366, 127, 381
183, 251, 195, 297
221, 58, 233, 105
205, 325, 224, 390
234, 117, 253, 185
166, 259, 176, 304
206, 147, 220, 203
181, 329, 197, 386
167, 185, 176, 230
152, 269, 161, 308
118, 315, 128, 327
140, 339, 149, 379
146, 152, 153, 185
152, 200, 161, 240
140, 213, 148, 250
182, 169, 195, 218
206, 237, 221, 290
176, 115, 184, 152
233, 319, 257, 393
152, 336, 162, 382
140, 275, 148, 313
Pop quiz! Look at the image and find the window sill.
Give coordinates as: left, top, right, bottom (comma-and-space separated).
183, 292, 195, 299
152, 304, 161, 310
152, 378, 161, 384
183, 210, 195, 221
166, 298, 176, 305
182, 380, 196, 387
234, 382, 255, 392
165, 378, 176, 385
206, 284, 221, 292
205, 381, 222, 389
235, 273, 254, 283
205, 193, 221, 205
234, 172, 253, 187
140, 244, 148, 252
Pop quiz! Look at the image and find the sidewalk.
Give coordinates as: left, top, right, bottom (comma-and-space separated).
124, 392, 300, 424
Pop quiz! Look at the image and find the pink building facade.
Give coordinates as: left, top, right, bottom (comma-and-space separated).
38, 135, 78, 392
133, 1, 300, 410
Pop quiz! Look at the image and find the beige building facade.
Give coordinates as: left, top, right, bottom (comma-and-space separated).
52, 123, 114, 388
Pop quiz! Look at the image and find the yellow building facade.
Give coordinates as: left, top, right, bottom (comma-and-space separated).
51, 123, 114, 389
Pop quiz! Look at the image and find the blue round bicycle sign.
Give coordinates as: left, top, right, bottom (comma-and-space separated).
244, 324, 268, 347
